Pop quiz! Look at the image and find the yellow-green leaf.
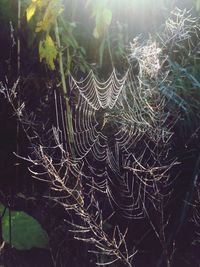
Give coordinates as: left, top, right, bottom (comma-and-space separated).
197, 0, 200, 11
35, 21, 43, 32
103, 8, 112, 26
34, 1, 64, 33
93, 27, 99, 39
93, 8, 112, 39
26, 2, 36, 22
39, 35, 58, 70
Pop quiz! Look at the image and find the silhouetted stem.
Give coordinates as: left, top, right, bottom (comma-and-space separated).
54, 20, 74, 149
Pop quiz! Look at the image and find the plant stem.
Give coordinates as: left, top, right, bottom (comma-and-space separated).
54, 20, 74, 152
17, 0, 21, 75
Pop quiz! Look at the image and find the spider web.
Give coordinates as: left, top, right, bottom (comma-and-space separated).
0, 16, 178, 220
0, 36, 175, 220
67, 62, 174, 219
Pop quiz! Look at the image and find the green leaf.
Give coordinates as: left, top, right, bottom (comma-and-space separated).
35, 0, 64, 33
93, 27, 99, 39
197, 0, 200, 11
0, 204, 49, 250
39, 34, 58, 70
93, 8, 112, 39
26, 2, 36, 22
102, 8, 112, 27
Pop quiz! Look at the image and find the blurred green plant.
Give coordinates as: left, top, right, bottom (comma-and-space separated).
86, 0, 112, 39
26, 0, 63, 71
157, 7, 200, 139
196, 0, 200, 11
0, 204, 49, 250
25, 0, 78, 147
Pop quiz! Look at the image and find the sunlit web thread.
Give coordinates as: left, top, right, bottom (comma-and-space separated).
69, 68, 128, 110
164, 8, 198, 45
67, 65, 173, 219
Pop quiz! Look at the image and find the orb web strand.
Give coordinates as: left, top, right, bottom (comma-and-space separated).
69, 69, 128, 110
67, 66, 173, 218
69, 73, 100, 110
73, 96, 108, 161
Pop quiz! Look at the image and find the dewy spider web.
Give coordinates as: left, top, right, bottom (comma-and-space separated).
67, 63, 174, 219
0, 34, 174, 220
